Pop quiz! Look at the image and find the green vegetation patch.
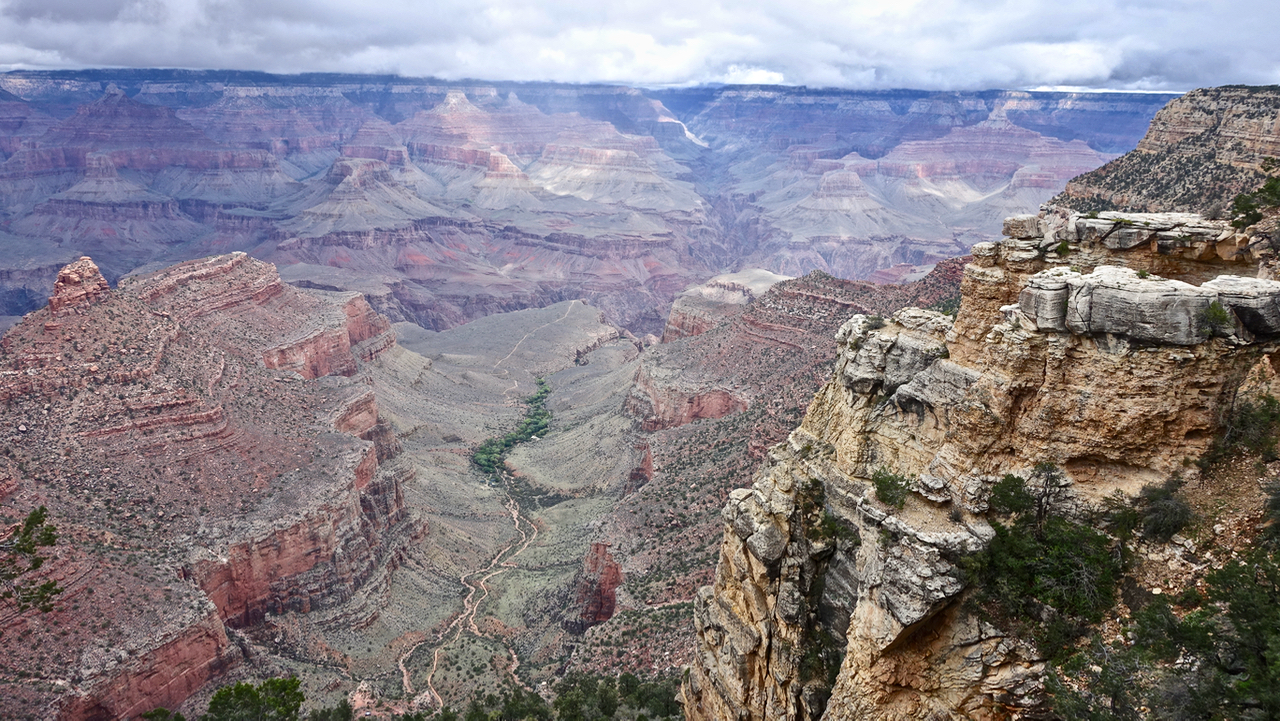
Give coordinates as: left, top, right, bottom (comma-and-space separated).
871, 467, 912, 509
1200, 393, 1280, 469
965, 466, 1122, 658
472, 378, 552, 478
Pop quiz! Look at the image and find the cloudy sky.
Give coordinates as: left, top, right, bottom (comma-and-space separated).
0, 0, 1275, 90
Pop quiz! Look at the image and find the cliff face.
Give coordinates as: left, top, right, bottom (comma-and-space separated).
0, 253, 412, 718
683, 207, 1280, 720
1056, 86, 1280, 214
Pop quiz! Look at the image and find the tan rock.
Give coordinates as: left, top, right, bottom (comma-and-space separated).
684, 207, 1280, 721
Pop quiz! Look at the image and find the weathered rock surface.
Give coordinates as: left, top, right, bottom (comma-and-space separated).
1056, 86, 1280, 214
562, 543, 624, 633
0, 253, 412, 718
683, 207, 1280, 720
47, 255, 110, 314
661, 269, 794, 342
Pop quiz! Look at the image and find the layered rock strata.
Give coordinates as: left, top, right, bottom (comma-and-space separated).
683, 207, 1280, 720
0, 71, 1174, 332
0, 253, 412, 718
1057, 86, 1280, 213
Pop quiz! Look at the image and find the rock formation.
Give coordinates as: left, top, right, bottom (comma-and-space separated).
562, 543, 624, 633
1056, 86, 1280, 214
0, 253, 412, 718
0, 71, 1173, 334
46, 256, 110, 314
683, 207, 1280, 720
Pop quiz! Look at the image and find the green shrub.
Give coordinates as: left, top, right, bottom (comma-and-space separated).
1264, 481, 1280, 542
1232, 191, 1265, 229
871, 468, 911, 508
1199, 300, 1233, 337
203, 677, 305, 721
988, 473, 1034, 516
472, 378, 552, 477
1201, 394, 1280, 467
1137, 477, 1194, 542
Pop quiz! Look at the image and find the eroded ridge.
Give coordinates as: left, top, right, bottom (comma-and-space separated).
0, 253, 412, 718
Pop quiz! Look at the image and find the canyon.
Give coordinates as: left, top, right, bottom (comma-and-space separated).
0, 71, 1174, 338
4, 73, 1278, 719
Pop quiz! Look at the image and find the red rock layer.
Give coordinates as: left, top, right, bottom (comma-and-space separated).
563, 543, 624, 633
0, 253, 409, 718
47, 256, 110, 314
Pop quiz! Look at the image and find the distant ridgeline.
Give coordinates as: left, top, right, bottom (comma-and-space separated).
1055, 85, 1280, 215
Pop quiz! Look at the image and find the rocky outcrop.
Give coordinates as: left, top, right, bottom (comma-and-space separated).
1056, 86, 1280, 214
661, 270, 793, 342
683, 206, 1280, 720
562, 543, 624, 633
47, 256, 110, 314
58, 610, 238, 720
624, 361, 749, 432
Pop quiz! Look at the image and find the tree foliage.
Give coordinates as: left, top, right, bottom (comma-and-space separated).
203, 677, 306, 721
966, 465, 1121, 658
1055, 548, 1280, 720
1231, 176, 1280, 229
1, 505, 62, 612
472, 378, 552, 477
870, 467, 911, 509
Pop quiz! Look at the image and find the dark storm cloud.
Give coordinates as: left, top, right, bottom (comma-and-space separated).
0, 0, 1274, 90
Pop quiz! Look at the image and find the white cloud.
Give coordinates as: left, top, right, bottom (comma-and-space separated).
0, 0, 1274, 89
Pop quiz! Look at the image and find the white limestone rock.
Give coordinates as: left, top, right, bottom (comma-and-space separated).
1065, 266, 1216, 345
1002, 214, 1041, 239
1018, 266, 1078, 332
1202, 275, 1280, 336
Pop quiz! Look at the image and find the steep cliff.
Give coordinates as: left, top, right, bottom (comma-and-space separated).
1056, 86, 1280, 214
683, 207, 1280, 720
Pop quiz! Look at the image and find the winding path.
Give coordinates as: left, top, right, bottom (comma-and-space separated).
393, 301, 581, 710
398, 484, 540, 710
493, 300, 580, 372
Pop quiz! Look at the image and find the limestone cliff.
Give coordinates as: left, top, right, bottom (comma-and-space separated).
683, 207, 1280, 720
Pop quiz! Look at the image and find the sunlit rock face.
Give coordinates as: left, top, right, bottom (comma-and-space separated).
682, 206, 1280, 721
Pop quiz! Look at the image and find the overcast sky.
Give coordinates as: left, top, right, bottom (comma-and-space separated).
0, 0, 1275, 90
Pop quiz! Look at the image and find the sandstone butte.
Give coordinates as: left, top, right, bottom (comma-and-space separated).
0, 252, 413, 718
682, 206, 1280, 720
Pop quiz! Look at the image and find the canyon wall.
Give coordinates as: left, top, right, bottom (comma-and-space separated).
0, 253, 414, 718
683, 207, 1280, 720
0, 71, 1173, 335
1057, 86, 1280, 214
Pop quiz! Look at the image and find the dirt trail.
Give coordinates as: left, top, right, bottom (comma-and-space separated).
493, 299, 580, 372
399, 487, 540, 710
393, 302, 577, 710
